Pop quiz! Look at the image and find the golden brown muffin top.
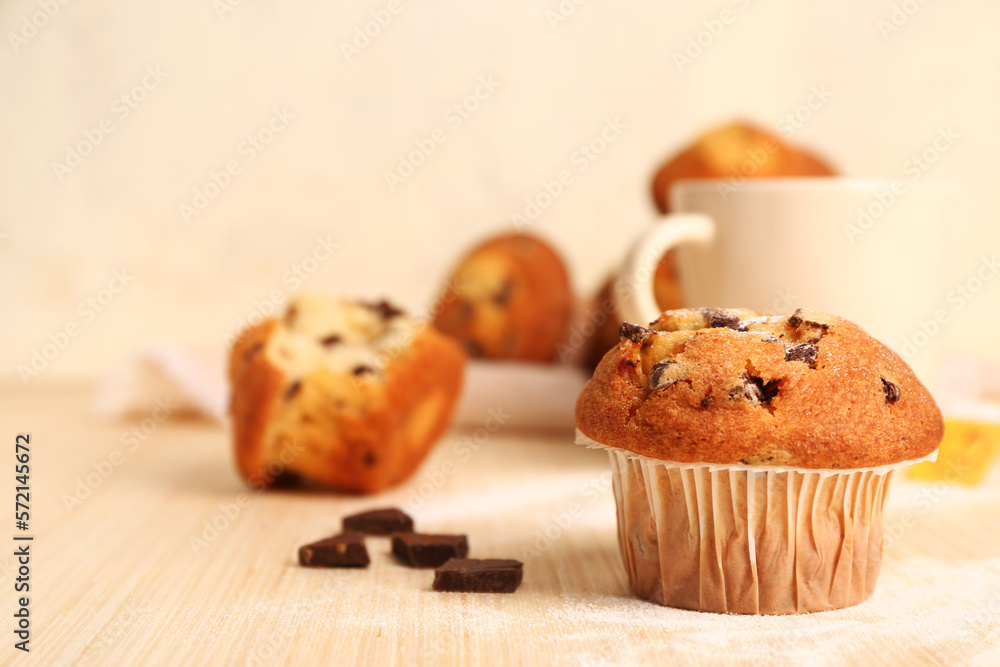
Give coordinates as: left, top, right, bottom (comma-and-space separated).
575, 308, 943, 469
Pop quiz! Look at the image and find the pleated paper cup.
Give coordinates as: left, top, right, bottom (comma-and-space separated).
577, 430, 937, 615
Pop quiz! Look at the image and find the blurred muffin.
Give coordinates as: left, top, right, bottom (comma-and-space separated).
433, 233, 572, 362
230, 294, 466, 494
576, 307, 943, 614
650, 121, 837, 214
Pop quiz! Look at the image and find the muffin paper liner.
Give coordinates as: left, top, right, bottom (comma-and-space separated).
576, 430, 937, 614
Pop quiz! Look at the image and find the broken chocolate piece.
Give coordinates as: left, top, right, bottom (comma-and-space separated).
649, 360, 681, 391
882, 378, 901, 404
343, 508, 414, 535
320, 334, 342, 346
702, 308, 741, 330
785, 343, 818, 368
392, 533, 469, 568
432, 558, 523, 593
299, 532, 369, 568
619, 322, 653, 343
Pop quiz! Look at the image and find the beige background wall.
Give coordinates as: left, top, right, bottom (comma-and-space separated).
1, 0, 998, 384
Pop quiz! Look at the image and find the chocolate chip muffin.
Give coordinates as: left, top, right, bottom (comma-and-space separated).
432, 233, 572, 362
576, 307, 944, 614
230, 294, 466, 494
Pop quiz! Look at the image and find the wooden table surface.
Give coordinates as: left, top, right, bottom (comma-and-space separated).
4, 386, 1000, 666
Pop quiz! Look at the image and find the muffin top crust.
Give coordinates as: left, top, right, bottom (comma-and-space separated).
575, 308, 944, 469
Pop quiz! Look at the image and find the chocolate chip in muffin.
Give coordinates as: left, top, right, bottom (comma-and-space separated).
285, 380, 302, 400
785, 343, 818, 368
737, 317, 766, 332
362, 451, 377, 467
882, 378, 901, 404
352, 365, 375, 377
619, 322, 653, 343
742, 372, 780, 406
649, 360, 682, 391
702, 308, 741, 330
320, 334, 342, 347
789, 308, 835, 330
243, 342, 263, 361
365, 300, 404, 320
491, 280, 514, 307
284, 305, 299, 326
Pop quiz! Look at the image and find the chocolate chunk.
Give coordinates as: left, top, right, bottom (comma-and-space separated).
649, 360, 680, 391
362, 451, 376, 467
702, 308, 741, 330
742, 373, 779, 405
320, 334, 342, 347
364, 300, 404, 320
619, 322, 653, 343
700, 394, 714, 409
352, 365, 375, 376
491, 280, 514, 306
285, 381, 302, 400
882, 378, 901, 404
392, 533, 469, 568
785, 343, 818, 368
788, 308, 834, 330
432, 558, 523, 593
243, 342, 263, 361
464, 340, 485, 357
343, 508, 414, 535
299, 532, 369, 568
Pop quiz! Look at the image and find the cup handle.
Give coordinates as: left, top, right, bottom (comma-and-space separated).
615, 213, 716, 326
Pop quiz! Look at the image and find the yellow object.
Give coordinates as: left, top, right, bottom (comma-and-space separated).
908, 418, 1000, 486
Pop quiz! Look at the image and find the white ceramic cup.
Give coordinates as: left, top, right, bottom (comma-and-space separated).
616, 178, 953, 391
